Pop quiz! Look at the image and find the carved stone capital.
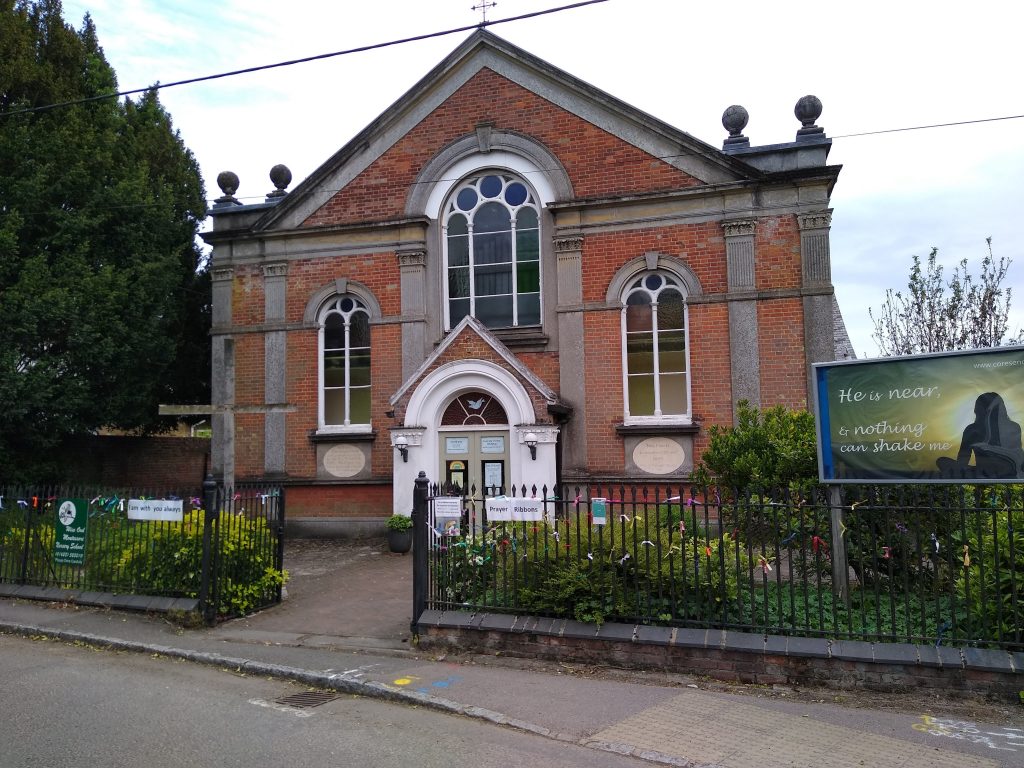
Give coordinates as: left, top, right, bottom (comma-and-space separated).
722, 219, 756, 238
397, 249, 426, 268
212, 267, 235, 283
797, 209, 833, 231
262, 262, 288, 279
554, 236, 583, 253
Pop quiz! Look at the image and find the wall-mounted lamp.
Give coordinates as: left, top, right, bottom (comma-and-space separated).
395, 435, 409, 463
525, 432, 538, 461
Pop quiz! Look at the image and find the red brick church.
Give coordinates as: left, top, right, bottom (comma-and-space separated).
203, 30, 852, 534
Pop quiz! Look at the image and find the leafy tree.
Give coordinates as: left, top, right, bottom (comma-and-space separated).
691, 400, 817, 493
869, 239, 1022, 356
0, 0, 208, 482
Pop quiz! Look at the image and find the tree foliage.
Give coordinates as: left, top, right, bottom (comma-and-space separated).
0, 0, 209, 481
869, 240, 1022, 356
691, 400, 818, 493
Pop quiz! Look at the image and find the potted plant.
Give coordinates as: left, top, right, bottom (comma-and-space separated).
385, 514, 413, 554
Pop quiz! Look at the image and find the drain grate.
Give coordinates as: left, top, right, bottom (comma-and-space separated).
275, 691, 341, 709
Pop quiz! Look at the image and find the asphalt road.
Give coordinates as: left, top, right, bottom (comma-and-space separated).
0, 634, 651, 768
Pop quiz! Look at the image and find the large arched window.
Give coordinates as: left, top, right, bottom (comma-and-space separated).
443, 173, 540, 330
621, 271, 690, 423
319, 295, 371, 430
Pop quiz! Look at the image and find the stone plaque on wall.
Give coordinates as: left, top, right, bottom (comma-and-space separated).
319, 443, 369, 480
622, 434, 693, 477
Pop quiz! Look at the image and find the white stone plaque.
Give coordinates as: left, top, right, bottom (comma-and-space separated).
323, 444, 366, 478
632, 437, 685, 475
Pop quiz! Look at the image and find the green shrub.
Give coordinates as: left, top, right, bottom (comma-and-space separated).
385, 514, 413, 532
114, 509, 286, 616
692, 400, 817, 495
954, 504, 1024, 644
436, 519, 750, 627
0, 511, 54, 580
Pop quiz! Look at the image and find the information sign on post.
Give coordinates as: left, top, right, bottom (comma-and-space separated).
814, 346, 1024, 483
54, 498, 89, 565
433, 496, 462, 538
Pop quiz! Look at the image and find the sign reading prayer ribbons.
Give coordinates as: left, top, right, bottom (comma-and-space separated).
485, 497, 544, 521
814, 346, 1024, 483
591, 498, 608, 525
127, 499, 184, 522
54, 498, 89, 565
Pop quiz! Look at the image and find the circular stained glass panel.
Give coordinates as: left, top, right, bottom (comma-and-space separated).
457, 188, 478, 211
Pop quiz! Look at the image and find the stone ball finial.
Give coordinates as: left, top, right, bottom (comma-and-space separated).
795, 95, 823, 129
721, 105, 750, 151
266, 164, 292, 201
217, 170, 239, 197
270, 164, 292, 191
722, 105, 749, 137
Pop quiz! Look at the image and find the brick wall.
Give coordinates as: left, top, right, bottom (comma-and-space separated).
59, 435, 210, 490
303, 68, 702, 228
286, 484, 392, 518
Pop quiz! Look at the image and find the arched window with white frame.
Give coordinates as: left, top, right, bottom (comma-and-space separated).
319, 295, 371, 431
621, 271, 690, 423
443, 172, 541, 330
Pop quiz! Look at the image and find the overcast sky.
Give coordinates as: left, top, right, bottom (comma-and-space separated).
61, 0, 1024, 358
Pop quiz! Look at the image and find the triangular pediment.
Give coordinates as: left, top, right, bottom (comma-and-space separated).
254, 30, 758, 232
390, 316, 558, 411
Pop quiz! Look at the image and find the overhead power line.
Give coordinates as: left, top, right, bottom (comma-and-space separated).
832, 113, 1024, 139
0, 0, 609, 118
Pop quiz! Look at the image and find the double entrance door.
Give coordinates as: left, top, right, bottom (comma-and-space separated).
439, 429, 510, 495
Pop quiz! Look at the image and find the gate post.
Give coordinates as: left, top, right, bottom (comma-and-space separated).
828, 484, 850, 605
198, 474, 219, 624
18, 494, 33, 584
410, 471, 430, 636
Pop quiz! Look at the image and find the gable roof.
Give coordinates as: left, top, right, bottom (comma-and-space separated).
255, 29, 760, 232
389, 315, 560, 409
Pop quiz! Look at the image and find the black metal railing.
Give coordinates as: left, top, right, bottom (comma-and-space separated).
416, 480, 1022, 650
0, 479, 285, 621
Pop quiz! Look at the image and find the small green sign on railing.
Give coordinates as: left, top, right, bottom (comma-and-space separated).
54, 498, 89, 566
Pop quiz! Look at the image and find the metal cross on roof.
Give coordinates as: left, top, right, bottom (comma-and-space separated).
471, 0, 497, 24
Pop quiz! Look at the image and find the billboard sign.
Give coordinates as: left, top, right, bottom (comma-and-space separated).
814, 346, 1024, 483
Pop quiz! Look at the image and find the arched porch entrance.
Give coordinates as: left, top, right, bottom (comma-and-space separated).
390, 360, 556, 515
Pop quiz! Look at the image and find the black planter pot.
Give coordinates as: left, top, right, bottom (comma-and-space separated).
387, 529, 412, 554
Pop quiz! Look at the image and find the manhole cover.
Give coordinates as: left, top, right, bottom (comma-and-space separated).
275, 691, 340, 709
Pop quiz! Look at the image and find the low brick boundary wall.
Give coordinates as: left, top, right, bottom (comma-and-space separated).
416, 610, 1024, 699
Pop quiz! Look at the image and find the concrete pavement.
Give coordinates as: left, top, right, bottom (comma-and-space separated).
2, 539, 1021, 767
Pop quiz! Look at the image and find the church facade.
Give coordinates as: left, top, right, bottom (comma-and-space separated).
203, 30, 849, 533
